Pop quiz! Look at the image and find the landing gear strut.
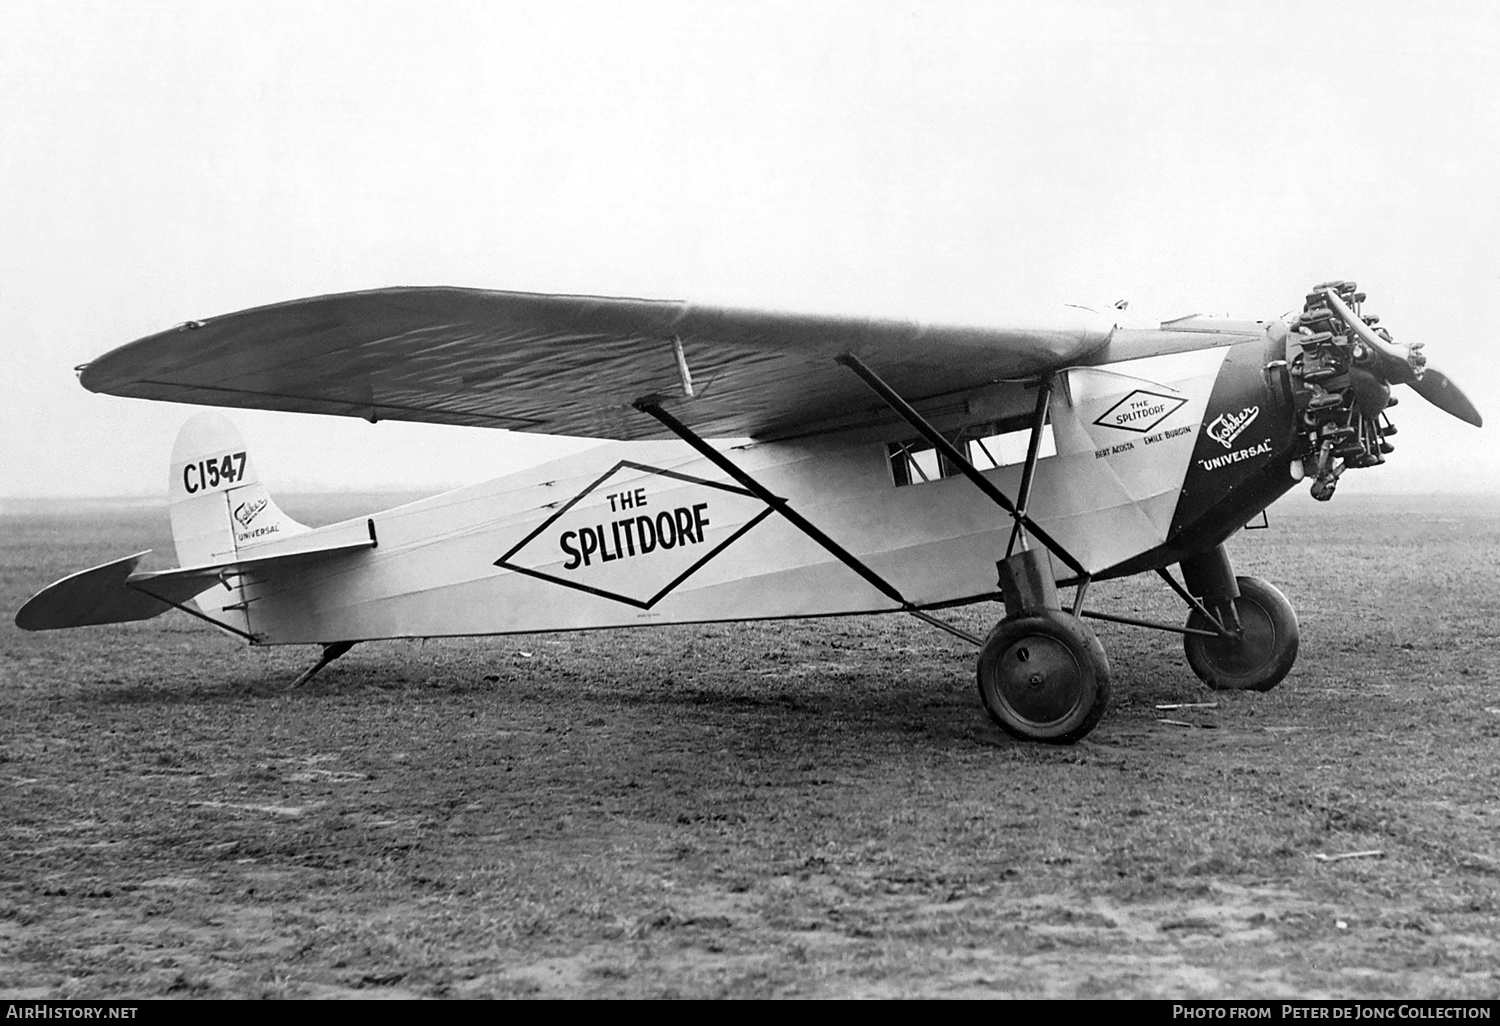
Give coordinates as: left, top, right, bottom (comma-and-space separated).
1178, 547, 1298, 692
978, 551, 1111, 743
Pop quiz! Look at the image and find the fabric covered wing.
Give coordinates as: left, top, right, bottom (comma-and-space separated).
79, 287, 1116, 440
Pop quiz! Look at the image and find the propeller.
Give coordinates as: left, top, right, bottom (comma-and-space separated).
1322, 288, 1482, 427
1408, 366, 1483, 427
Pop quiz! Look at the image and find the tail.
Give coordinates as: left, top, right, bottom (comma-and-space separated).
16, 414, 373, 634
169, 412, 309, 567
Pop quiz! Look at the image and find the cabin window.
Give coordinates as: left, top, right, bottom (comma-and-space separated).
968, 422, 1057, 470
888, 418, 1055, 487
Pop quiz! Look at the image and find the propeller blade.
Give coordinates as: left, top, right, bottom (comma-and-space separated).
1408, 365, 1483, 427
1322, 289, 1420, 380
1321, 288, 1479, 425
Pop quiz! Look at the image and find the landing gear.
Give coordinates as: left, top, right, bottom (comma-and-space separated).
977, 549, 1111, 744
1174, 546, 1298, 692
1183, 576, 1298, 692
785, 357, 1106, 742
977, 609, 1111, 743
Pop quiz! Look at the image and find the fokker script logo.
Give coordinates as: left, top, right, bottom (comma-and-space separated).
1206, 406, 1259, 449
494, 461, 774, 609
233, 498, 268, 527
1092, 390, 1187, 434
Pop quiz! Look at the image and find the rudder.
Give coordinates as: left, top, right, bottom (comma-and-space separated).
169, 412, 309, 568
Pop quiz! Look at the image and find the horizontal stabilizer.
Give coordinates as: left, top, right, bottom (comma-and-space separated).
14, 528, 377, 632
14, 552, 170, 631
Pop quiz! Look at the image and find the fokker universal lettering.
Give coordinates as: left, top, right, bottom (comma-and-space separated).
1197, 438, 1274, 472
1206, 406, 1260, 449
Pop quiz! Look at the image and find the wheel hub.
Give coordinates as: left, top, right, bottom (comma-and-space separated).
977, 610, 1111, 743
1199, 599, 1276, 675
995, 634, 1084, 723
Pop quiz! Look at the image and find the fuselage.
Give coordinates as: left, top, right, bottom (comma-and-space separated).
211, 319, 1304, 645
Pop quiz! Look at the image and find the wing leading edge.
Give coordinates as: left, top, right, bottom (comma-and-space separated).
78, 287, 1117, 440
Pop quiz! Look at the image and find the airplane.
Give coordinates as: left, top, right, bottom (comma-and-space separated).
14, 280, 1482, 743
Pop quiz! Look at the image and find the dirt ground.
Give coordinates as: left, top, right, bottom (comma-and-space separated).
2, 491, 1498, 999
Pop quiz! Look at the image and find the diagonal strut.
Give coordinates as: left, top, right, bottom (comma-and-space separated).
634, 400, 983, 647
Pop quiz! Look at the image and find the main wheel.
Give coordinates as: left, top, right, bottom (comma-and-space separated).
976, 610, 1111, 744
1183, 576, 1299, 692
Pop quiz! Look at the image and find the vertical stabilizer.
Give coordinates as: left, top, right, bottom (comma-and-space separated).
168, 414, 309, 627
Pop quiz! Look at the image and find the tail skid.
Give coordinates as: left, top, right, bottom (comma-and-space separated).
291, 642, 358, 687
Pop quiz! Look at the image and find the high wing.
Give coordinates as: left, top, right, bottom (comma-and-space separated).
78, 287, 1117, 440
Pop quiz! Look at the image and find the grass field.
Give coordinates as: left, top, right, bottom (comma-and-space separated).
1, 491, 1498, 998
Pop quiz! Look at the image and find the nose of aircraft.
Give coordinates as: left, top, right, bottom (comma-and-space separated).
1288, 281, 1480, 501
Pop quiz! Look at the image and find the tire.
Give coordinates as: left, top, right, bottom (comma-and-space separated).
1183, 576, 1299, 692
976, 610, 1111, 744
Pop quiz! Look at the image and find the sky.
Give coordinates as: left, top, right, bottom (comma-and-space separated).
2, 0, 1498, 499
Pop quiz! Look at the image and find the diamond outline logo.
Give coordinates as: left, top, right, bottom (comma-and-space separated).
1092, 390, 1188, 434
493, 460, 775, 609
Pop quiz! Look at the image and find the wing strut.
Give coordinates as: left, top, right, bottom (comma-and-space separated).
833, 353, 1088, 579
1005, 379, 1054, 560
633, 400, 983, 647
